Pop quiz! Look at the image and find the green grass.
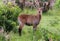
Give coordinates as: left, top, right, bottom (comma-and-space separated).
0, 8, 60, 41
5, 8, 60, 41
0, 0, 3, 5
0, 0, 60, 41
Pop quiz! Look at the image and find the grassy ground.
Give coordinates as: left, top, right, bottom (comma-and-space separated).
7, 8, 60, 41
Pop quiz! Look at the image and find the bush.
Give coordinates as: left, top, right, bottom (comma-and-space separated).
0, 4, 21, 32
55, 0, 60, 8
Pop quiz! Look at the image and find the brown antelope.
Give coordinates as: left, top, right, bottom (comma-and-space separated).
18, 8, 42, 36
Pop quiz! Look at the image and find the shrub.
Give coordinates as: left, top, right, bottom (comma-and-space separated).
0, 4, 21, 33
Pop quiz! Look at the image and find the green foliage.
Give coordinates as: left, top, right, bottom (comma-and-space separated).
0, 0, 60, 41
0, 4, 21, 32
55, 0, 60, 7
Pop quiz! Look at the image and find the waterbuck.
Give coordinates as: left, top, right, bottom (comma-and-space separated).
18, 8, 42, 36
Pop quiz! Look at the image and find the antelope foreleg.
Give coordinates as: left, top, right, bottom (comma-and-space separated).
18, 24, 24, 36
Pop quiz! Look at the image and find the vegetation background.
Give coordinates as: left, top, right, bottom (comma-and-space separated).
0, 0, 60, 41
